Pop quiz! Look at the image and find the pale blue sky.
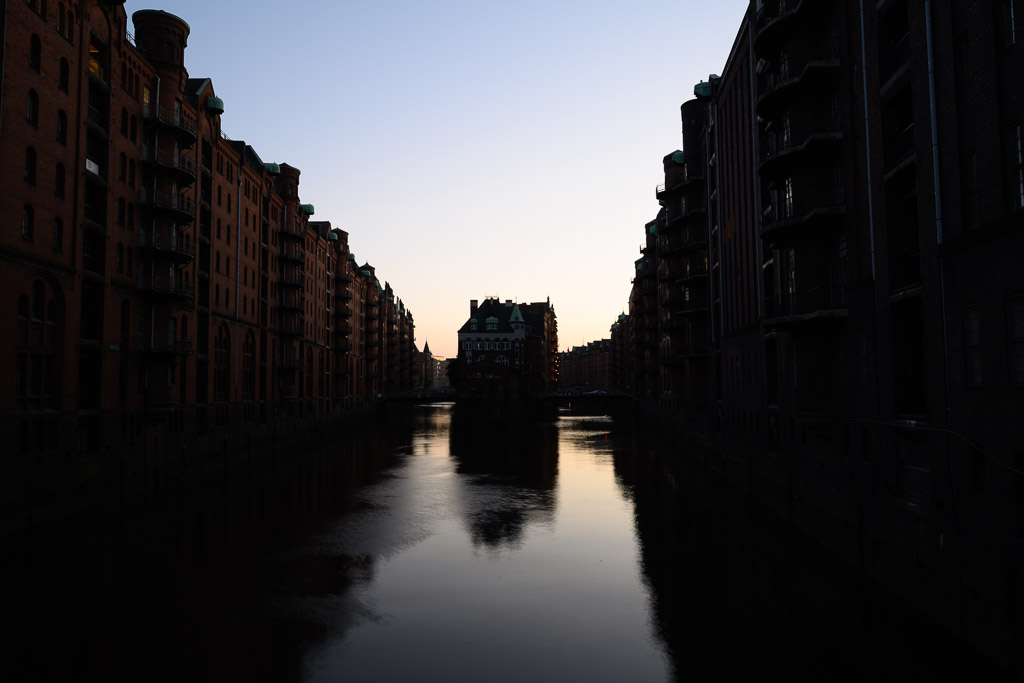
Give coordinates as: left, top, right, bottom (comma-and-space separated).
126, 0, 749, 357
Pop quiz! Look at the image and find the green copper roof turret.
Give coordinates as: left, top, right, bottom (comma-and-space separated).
206, 97, 224, 115
300, 203, 315, 215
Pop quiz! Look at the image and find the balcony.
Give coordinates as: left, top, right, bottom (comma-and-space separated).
140, 147, 197, 184
279, 220, 304, 238
137, 273, 194, 299
142, 103, 197, 145
280, 244, 305, 263
760, 116, 842, 175
756, 38, 839, 116
754, 0, 805, 51
277, 317, 303, 337
139, 188, 196, 222
138, 337, 194, 355
140, 230, 195, 262
761, 184, 845, 246
279, 269, 304, 287
763, 268, 847, 328
278, 292, 303, 311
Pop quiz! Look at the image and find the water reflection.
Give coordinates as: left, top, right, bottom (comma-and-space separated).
1, 406, 1005, 682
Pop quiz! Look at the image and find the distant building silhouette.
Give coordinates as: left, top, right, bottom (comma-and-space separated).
455, 297, 557, 397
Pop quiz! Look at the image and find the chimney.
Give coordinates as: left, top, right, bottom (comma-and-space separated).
470, 300, 478, 315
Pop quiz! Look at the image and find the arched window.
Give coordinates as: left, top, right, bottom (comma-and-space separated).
125, 248, 132, 275
55, 163, 65, 197
29, 35, 41, 71
128, 160, 135, 187
242, 332, 255, 400
130, 115, 137, 141
214, 325, 230, 401
58, 58, 68, 91
16, 279, 63, 409
120, 108, 128, 135
25, 147, 37, 184
27, 90, 38, 126
66, 11, 74, 42
56, 109, 67, 144
22, 205, 34, 241
57, 4, 65, 34
52, 218, 63, 251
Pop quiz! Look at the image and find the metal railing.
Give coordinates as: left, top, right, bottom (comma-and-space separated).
139, 188, 196, 218
140, 147, 197, 177
142, 103, 198, 137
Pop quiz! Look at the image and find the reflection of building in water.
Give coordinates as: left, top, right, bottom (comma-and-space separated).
447, 405, 558, 548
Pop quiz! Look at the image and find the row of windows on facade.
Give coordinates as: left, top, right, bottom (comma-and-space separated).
26, 0, 74, 41
463, 340, 516, 351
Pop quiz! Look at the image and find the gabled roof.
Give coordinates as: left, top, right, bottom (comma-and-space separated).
458, 298, 523, 335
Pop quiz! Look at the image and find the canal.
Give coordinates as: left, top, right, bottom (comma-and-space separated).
2, 403, 1009, 681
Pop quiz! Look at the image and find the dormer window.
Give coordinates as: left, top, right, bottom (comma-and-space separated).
486, 322, 497, 331
469, 320, 478, 331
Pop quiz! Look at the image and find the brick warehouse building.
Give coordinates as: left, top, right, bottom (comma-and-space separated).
607, 0, 1023, 673
0, 2, 418, 512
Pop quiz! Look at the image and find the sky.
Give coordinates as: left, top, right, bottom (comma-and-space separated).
124, 0, 749, 358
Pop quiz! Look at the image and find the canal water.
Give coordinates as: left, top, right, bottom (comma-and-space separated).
2, 404, 1009, 681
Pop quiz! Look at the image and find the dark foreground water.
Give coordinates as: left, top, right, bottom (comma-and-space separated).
1, 404, 1011, 681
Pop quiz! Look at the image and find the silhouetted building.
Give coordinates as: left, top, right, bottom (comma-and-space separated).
612, 1, 1024, 673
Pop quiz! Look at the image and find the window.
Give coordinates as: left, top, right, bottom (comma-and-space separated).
27, 89, 38, 126
214, 325, 230, 401
120, 108, 128, 135
118, 153, 126, 181
464, 341, 471, 350
55, 164, 65, 197
126, 203, 134, 230
128, 160, 135, 187
117, 198, 125, 226
130, 116, 137, 142
1010, 296, 1024, 385
965, 306, 982, 386
57, 3, 65, 35
22, 205, 35, 242
30, 35, 41, 71
125, 248, 132, 275
56, 110, 67, 144
503, 341, 510, 350
116, 244, 124, 272
27, 0, 46, 18
25, 147, 37, 184
52, 218, 62, 251
15, 278, 62, 410
58, 58, 68, 91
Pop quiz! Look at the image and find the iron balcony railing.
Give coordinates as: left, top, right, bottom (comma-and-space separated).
140, 230, 194, 260
142, 103, 198, 137
762, 184, 844, 228
140, 147, 197, 179
139, 188, 196, 218
138, 338, 193, 355
137, 273, 195, 298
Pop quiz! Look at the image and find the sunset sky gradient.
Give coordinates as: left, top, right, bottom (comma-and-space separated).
124, 0, 749, 357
